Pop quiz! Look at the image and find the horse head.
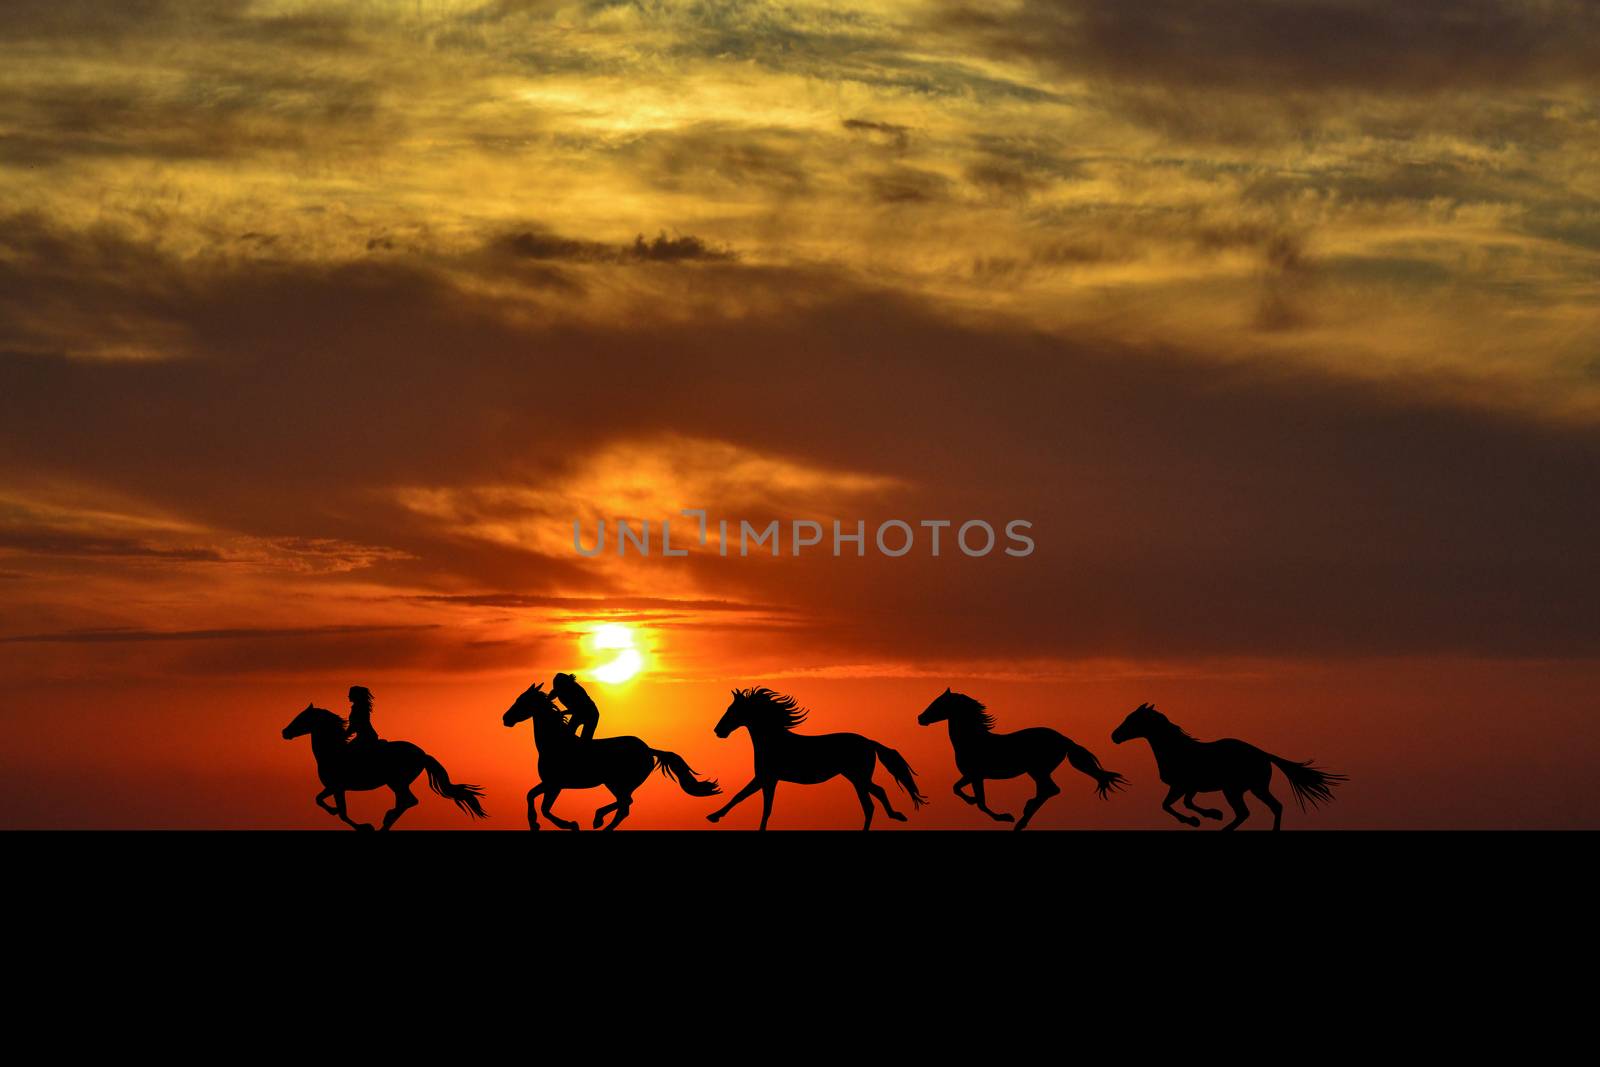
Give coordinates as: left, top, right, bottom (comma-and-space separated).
503, 680, 559, 728
1111, 703, 1163, 744
917, 687, 960, 725
283, 702, 340, 740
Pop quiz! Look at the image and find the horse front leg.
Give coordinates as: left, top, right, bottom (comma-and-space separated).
758, 780, 776, 831
1162, 785, 1201, 827
1183, 792, 1224, 822
526, 783, 545, 831
969, 778, 1013, 824
541, 787, 580, 831
315, 788, 339, 817
952, 776, 977, 805
707, 776, 760, 823
331, 790, 374, 832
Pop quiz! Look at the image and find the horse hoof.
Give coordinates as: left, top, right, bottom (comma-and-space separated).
889, 811, 908, 822
995, 813, 1014, 823
1182, 817, 1200, 827
356, 824, 375, 832
1204, 810, 1223, 820
707, 813, 722, 823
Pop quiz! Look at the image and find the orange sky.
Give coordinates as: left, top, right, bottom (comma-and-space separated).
3, 2, 1599, 828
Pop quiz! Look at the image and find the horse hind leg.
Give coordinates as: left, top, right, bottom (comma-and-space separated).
1184, 792, 1224, 821
970, 779, 1014, 824
1221, 788, 1251, 831
381, 784, 418, 831
1253, 785, 1283, 830
867, 781, 907, 822
1015, 772, 1061, 831
1162, 785, 1201, 827
332, 791, 374, 832
542, 787, 580, 831
593, 799, 620, 830
849, 776, 875, 831
601, 792, 633, 831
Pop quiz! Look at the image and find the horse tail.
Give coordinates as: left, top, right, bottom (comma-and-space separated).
1268, 754, 1347, 811
650, 750, 722, 797
422, 754, 489, 819
1064, 737, 1128, 800
870, 741, 927, 808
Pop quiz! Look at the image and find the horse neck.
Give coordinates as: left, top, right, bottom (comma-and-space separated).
531, 713, 569, 752
1141, 725, 1191, 771
742, 719, 789, 749
946, 714, 988, 748
309, 725, 347, 765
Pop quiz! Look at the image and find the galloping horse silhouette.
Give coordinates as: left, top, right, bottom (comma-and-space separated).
1111, 703, 1346, 830
918, 688, 1126, 830
282, 704, 487, 830
502, 680, 720, 830
708, 687, 926, 830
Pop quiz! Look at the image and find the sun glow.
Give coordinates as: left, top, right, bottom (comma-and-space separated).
589, 623, 645, 684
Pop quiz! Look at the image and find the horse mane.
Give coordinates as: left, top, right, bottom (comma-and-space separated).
1145, 705, 1194, 742
945, 691, 996, 731
305, 705, 347, 732
737, 686, 809, 730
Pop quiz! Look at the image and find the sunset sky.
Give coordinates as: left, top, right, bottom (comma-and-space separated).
3, 1, 1598, 828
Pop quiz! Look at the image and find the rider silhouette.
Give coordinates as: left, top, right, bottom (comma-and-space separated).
346, 685, 380, 754
550, 673, 599, 742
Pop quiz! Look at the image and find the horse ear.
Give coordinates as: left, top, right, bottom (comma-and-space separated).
944, 686, 951, 694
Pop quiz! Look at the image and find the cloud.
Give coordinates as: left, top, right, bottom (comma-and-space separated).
0, 624, 432, 644
1, 1, 1598, 684
940, 1, 1600, 94
0, 529, 226, 562
413, 593, 787, 613
1, 224, 1595, 665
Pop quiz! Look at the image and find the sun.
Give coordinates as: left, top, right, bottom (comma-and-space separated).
589, 623, 644, 684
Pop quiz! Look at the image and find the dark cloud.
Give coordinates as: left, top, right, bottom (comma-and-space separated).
0, 529, 225, 562
492, 226, 734, 264
629, 231, 736, 262
867, 166, 953, 204
2, 216, 1597, 663
842, 118, 910, 150
941, 1, 1600, 94
0, 624, 430, 644
414, 593, 785, 613
494, 228, 615, 262
0, 1, 359, 50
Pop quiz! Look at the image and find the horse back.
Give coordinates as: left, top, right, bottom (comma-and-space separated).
764, 731, 876, 784
540, 734, 653, 787
960, 726, 1067, 778
1165, 736, 1271, 789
